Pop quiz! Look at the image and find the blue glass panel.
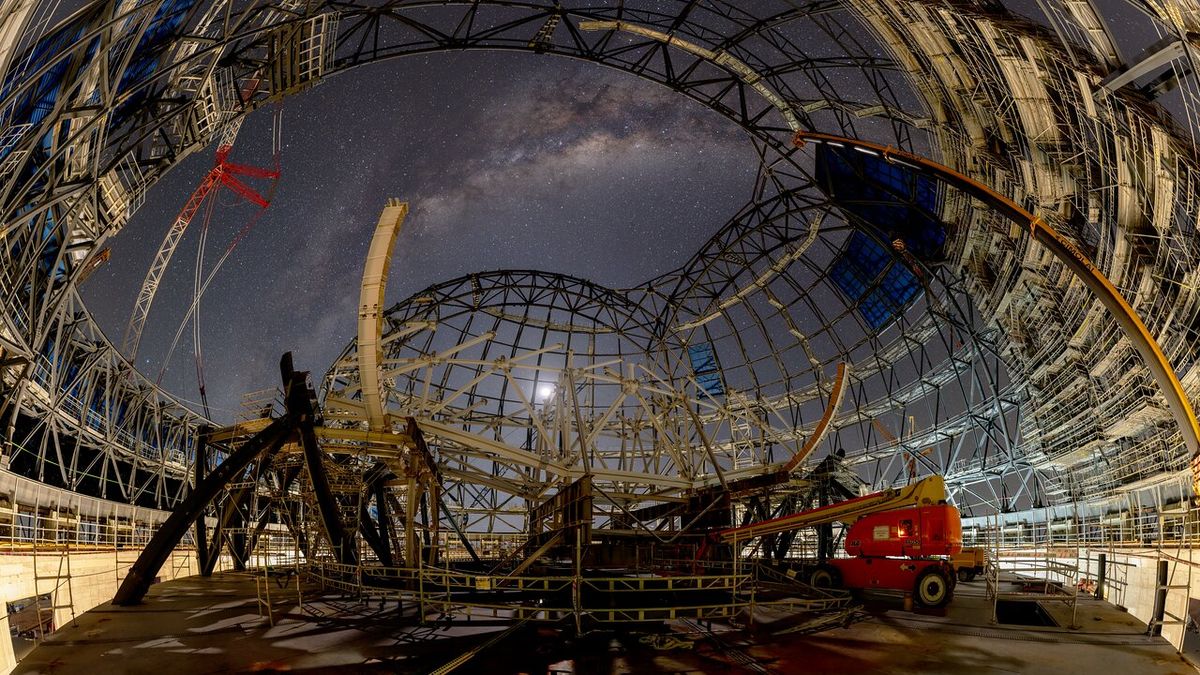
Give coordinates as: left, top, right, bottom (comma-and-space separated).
1, 9, 100, 133
830, 231, 922, 329
815, 144, 946, 261
113, 0, 198, 124
687, 342, 725, 397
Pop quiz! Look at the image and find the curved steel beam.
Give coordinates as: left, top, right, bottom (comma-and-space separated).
578, 19, 801, 131
783, 362, 848, 474
358, 199, 408, 431
793, 131, 1200, 494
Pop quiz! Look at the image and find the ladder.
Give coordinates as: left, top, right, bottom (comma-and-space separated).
32, 539, 75, 638
239, 388, 280, 422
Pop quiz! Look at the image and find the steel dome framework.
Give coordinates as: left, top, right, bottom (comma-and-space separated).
0, 0, 1196, 550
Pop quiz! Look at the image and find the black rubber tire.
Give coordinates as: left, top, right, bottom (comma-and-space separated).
808, 563, 842, 589
964, 569, 977, 583
914, 566, 952, 608
957, 567, 972, 583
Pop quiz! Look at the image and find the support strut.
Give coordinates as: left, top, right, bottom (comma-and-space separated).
112, 416, 293, 605
193, 426, 210, 574
284, 353, 358, 566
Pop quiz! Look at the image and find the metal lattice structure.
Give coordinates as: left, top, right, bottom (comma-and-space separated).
0, 1, 1198, 541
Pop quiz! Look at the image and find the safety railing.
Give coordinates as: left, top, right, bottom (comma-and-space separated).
301, 560, 767, 624
297, 555, 862, 626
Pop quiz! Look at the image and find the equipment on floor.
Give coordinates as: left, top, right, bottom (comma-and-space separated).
951, 547, 987, 582
708, 475, 963, 608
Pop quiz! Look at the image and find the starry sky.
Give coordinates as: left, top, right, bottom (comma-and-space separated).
82, 52, 758, 419
74, 0, 1176, 423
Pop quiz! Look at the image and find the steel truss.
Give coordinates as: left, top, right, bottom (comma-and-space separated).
0, 0, 1196, 533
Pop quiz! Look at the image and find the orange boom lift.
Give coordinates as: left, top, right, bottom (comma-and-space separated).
709, 475, 962, 607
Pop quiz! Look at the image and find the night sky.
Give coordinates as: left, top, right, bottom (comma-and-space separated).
82, 52, 758, 419
74, 0, 1174, 422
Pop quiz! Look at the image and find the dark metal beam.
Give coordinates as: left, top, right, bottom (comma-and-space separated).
284, 353, 357, 566
358, 500, 390, 566
112, 415, 293, 605
357, 463, 393, 566
372, 474, 393, 566
193, 426, 210, 575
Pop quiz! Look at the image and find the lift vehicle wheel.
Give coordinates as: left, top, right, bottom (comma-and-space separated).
808, 563, 842, 589
957, 568, 976, 583
915, 567, 952, 608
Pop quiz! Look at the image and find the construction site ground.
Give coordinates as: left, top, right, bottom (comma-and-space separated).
9, 572, 1194, 674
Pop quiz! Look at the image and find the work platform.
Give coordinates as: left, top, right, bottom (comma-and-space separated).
10, 573, 1192, 674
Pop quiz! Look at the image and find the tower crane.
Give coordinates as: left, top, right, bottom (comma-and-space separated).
122, 75, 282, 418
121, 110, 279, 362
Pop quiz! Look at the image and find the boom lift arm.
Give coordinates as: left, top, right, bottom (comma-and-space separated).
713, 475, 948, 544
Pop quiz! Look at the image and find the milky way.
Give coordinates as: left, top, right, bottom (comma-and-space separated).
75, 0, 1171, 423
82, 52, 759, 419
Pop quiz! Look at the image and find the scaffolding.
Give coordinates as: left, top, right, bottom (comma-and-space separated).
5, 0, 1200, 661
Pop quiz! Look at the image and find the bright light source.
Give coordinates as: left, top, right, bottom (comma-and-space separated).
536, 383, 555, 401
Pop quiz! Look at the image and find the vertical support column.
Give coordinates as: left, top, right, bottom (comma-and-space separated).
283, 353, 356, 566
573, 524, 582, 633
405, 476, 419, 567
733, 530, 743, 621
194, 426, 210, 575
357, 467, 393, 567
1151, 558, 1168, 637
428, 480, 439, 566
373, 477, 392, 566
1096, 553, 1106, 600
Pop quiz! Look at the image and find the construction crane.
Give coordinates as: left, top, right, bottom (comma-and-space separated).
122, 113, 279, 362
122, 81, 282, 418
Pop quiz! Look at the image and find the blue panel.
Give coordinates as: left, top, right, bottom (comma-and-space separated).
688, 343, 718, 373
830, 231, 922, 330
815, 144, 946, 261
687, 342, 726, 397
861, 257, 923, 329
0, 10, 100, 133
818, 143, 943, 329
113, 0, 198, 125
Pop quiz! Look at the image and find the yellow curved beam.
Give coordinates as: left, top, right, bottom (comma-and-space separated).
794, 131, 1200, 494
358, 199, 409, 431
784, 362, 848, 474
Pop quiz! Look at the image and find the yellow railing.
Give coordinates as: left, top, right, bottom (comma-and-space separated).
298, 561, 853, 624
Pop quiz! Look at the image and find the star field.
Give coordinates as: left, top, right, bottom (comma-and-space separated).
83, 53, 758, 418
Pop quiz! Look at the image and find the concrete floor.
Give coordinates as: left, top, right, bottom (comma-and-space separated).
10, 572, 1197, 674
